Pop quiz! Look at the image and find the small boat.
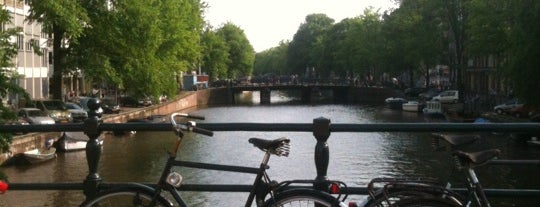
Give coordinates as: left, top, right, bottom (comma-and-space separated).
402, 101, 424, 112
527, 137, 540, 146
55, 132, 104, 152
113, 115, 167, 136
23, 139, 56, 164
385, 97, 407, 110
423, 101, 444, 116
431, 133, 481, 147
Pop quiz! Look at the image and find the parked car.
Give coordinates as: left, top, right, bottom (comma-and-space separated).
4, 116, 29, 126
509, 104, 540, 118
432, 90, 459, 103
31, 100, 72, 123
418, 88, 441, 100
120, 96, 152, 107
78, 96, 104, 114
17, 108, 55, 125
101, 98, 121, 114
493, 99, 523, 114
65, 102, 88, 122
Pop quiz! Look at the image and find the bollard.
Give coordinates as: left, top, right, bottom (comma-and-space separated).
312, 117, 330, 192
83, 98, 103, 199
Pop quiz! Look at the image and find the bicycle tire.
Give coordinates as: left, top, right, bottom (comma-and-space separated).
393, 197, 459, 207
263, 189, 343, 207
80, 185, 173, 207
364, 184, 463, 207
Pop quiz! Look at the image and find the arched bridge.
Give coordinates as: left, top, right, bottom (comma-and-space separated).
230, 83, 352, 103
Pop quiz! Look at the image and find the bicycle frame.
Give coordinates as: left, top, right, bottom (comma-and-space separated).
463, 168, 491, 207
150, 139, 275, 207
85, 113, 345, 207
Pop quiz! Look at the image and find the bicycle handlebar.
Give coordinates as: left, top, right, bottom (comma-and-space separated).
169, 112, 205, 120
170, 113, 213, 137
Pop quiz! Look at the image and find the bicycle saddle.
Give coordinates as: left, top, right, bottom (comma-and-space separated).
453, 149, 500, 166
248, 137, 290, 157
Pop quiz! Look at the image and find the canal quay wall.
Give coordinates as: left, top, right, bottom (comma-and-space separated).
1, 88, 232, 165
1, 86, 394, 165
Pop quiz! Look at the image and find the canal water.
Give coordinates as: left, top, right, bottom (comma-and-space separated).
2, 91, 540, 206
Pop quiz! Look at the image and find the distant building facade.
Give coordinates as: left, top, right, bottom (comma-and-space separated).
2, 0, 52, 106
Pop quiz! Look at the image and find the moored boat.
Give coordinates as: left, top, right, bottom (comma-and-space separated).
402, 101, 424, 112
23, 139, 57, 164
423, 101, 443, 116
23, 148, 56, 164
385, 97, 407, 110
55, 132, 103, 152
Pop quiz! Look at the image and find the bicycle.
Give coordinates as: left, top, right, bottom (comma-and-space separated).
390, 133, 540, 206
80, 112, 350, 207
80, 112, 484, 207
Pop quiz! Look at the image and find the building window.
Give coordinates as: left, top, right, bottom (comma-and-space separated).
42, 49, 48, 66
17, 35, 23, 50
25, 40, 32, 51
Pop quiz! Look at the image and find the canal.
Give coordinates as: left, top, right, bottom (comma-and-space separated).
2, 91, 540, 206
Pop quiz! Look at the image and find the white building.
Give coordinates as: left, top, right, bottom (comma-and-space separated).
2, 0, 52, 107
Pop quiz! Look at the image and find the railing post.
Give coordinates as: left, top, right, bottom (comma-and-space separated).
83, 98, 103, 200
313, 117, 330, 191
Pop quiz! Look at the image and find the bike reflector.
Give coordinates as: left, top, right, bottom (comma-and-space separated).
0, 181, 7, 194
329, 182, 340, 194
166, 172, 183, 188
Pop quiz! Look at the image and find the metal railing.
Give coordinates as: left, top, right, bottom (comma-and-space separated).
2, 98, 540, 201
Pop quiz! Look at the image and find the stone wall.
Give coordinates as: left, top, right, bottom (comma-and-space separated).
1, 88, 232, 165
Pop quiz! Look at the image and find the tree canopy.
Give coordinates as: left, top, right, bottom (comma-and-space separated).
254, 0, 540, 104
0, 8, 29, 152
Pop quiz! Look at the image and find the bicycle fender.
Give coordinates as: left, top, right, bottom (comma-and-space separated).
273, 188, 346, 206
373, 183, 465, 206
85, 183, 174, 207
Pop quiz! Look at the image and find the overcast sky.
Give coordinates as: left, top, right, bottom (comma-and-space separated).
203, 0, 398, 52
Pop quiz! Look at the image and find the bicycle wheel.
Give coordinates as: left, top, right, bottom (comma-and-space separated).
393, 197, 459, 207
80, 187, 173, 207
365, 190, 443, 207
263, 189, 342, 207
364, 183, 463, 207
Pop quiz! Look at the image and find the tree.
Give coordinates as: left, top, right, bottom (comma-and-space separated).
287, 14, 334, 76
443, 0, 469, 100
504, 1, 540, 104
216, 23, 255, 79
0, 8, 29, 152
201, 27, 229, 80
26, 0, 89, 100
71, 0, 204, 99
253, 41, 288, 75
382, 0, 447, 88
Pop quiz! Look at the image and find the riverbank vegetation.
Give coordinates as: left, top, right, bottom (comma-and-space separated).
255, 0, 540, 105
24, 0, 254, 102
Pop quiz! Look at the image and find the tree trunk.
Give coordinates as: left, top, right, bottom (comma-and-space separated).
50, 26, 66, 100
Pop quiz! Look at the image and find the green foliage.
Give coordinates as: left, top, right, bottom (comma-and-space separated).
216, 23, 255, 79
201, 27, 229, 80
287, 14, 335, 76
0, 8, 29, 152
26, 0, 89, 99
253, 41, 288, 75
504, 1, 540, 105
381, 0, 448, 86
69, 0, 205, 99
